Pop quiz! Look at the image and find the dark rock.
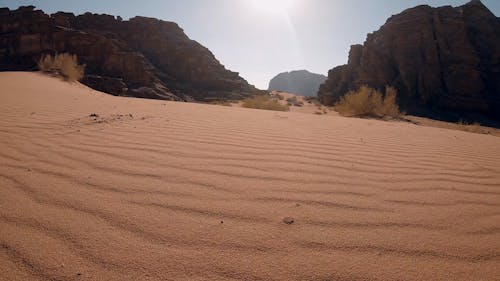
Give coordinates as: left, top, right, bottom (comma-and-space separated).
282, 217, 295, 225
0, 6, 262, 101
81, 75, 128, 96
0, 8, 10, 16
318, 0, 500, 119
269, 70, 327, 96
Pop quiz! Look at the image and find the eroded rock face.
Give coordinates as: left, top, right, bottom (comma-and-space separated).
268, 70, 327, 96
0, 6, 261, 101
318, 1, 500, 118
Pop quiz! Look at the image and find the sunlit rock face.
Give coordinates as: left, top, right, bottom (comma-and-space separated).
319, 0, 500, 118
268, 70, 326, 96
0, 6, 262, 101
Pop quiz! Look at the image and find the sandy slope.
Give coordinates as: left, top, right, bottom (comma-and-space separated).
1, 72, 499, 281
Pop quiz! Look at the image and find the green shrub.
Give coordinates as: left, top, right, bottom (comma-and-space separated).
242, 95, 289, 111
334, 85, 401, 118
38, 53, 85, 81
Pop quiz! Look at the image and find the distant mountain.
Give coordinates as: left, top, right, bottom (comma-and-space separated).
0, 6, 262, 101
268, 70, 327, 96
318, 0, 500, 119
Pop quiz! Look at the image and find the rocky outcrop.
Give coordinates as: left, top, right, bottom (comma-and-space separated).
268, 70, 326, 96
318, 0, 500, 118
0, 6, 262, 101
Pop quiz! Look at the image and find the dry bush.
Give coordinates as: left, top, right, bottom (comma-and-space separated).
305, 96, 322, 106
242, 95, 289, 112
381, 87, 401, 118
271, 93, 285, 100
286, 96, 304, 107
38, 55, 54, 73
456, 121, 486, 134
334, 85, 401, 119
38, 53, 85, 81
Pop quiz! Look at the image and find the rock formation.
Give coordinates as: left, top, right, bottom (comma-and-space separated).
318, 0, 500, 118
0, 6, 262, 101
268, 70, 326, 96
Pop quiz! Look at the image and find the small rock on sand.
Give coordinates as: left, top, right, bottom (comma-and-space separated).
283, 217, 295, 225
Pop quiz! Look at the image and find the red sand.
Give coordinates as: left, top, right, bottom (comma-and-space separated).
1, 72, 499, 281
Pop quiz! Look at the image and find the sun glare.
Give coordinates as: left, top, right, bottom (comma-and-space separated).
249, 0, 296, 14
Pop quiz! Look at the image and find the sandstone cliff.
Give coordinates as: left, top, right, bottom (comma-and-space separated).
268, 70, 326, 96
318, 0, 500, 118
0, 6, 261, 101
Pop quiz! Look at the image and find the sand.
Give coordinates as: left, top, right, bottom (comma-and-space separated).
1, 72, 499, 281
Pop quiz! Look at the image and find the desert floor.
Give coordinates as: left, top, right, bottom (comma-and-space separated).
1, 72, 500, 281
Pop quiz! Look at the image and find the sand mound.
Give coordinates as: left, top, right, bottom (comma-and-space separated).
1, 72, 499, 280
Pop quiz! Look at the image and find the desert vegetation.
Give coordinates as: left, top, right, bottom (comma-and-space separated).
334, 85, 402, 119
305, 96, 322, 106
242, 95, 290, 111
456, 120, 488, 134
270, 92, 285, 100
286, 96, 304, 107
38, 53, 85, 81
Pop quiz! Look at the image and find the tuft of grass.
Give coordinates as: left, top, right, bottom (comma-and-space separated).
38, 53, 85, 81
456, 120, 486, 134
242, 95, 289, 112
334, 85, 402, 119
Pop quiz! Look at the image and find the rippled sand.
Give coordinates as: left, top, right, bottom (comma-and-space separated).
1, 72, 499, 281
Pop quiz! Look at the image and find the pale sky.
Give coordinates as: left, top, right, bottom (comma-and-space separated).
2, 0, 499, 89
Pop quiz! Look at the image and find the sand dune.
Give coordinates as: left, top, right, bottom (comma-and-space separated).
1, 72, 499, 281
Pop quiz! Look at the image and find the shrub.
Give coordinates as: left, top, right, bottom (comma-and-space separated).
286, 96, 304, 107
456, 120, 486, 134
381, 87, 401, 118
38, 53, 85, 81
305, 96, 322, 106
242, 95, 289, 111
334, 85, 401, 119
270, 93, 285, 100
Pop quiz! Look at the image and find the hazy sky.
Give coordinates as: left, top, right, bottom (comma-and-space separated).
2, 0, 499, 89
